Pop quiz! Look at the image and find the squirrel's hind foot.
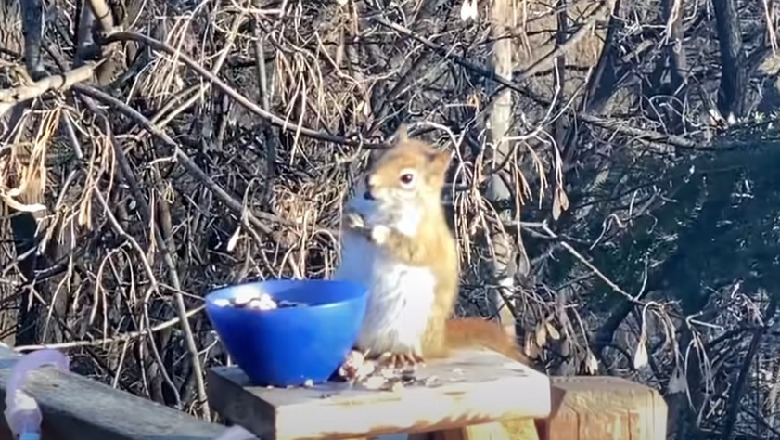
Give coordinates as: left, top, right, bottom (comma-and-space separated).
377, 351, 426, 369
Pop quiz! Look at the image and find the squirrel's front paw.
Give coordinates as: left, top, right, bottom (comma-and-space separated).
376, 351, 426, 369
344, 212, 366, 230
369, 225, 391, 244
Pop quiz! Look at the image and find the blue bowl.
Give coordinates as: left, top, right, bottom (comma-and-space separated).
205, 278, 368, 386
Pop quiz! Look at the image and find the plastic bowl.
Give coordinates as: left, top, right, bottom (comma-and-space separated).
205, 278, 368, 386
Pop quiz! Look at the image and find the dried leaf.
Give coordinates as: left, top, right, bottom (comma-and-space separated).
524, 333, 534, 353
633, 334, 648, 369
667, 364, 686, 395
557, 187, 570, 211
459, 0, 470, 21
634, 308, 649, 369
585, 351, 598, 375
1, 193, 45, 213
523, 333, 540, 359
708, 108, 725, 126
544, 321, 561, 340
466, 93, 481, 112
534, 323, 547, 347
552, 187, 569, 220
460, 0, 478, 21
362, 100, 371, 119
226, 225, 241, 252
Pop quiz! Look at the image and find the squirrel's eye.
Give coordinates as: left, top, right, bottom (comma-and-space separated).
400, 173, 415, 186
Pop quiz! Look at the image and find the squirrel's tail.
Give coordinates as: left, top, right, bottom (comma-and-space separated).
444, 317, 538, 368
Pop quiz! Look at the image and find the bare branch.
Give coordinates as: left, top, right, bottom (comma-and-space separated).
712, 0, 748, 119
0, 62, 99, 117
19, 0, 46, 79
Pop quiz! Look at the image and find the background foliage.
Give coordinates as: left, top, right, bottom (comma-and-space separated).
1, 0, 780, 438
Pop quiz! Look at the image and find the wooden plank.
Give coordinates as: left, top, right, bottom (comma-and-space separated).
208, 349, 551, 440
0, 345, 224, 440
541, 376, 668, 440
431, 422, 512, 440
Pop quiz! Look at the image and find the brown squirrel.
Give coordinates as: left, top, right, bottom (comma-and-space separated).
333, 126, 529, 369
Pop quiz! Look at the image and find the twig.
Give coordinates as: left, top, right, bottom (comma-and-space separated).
0, 62, 100, 117
72, 84, 289, 235
371, 16, 700, 151
371, 17, 526, 95
74, 0, 99, 64
148, 10, 246, 135
374, 5, 603, 87
540, 223, 636, 300
0, 62, 99, 102
19, 0, 46, 78
720, 294, 778, 440
14, 305, 206, 351
577, 113, 698, 149
102, 31, 389, 149
90, 108, 210, 416
537, 222, 720, 331
252, 13, 279, 208
92, 185, 184, 407
85, 0, 116, 34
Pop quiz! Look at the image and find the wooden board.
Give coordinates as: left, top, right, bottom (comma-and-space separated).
0, 346, 224, 440
208, 349, 552, 440
542, 376, 668, 440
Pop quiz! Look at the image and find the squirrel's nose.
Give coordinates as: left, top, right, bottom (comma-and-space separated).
363, 190, 376, 201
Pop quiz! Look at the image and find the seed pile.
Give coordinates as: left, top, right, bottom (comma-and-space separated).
338, 350, 440, 392
212, 286, 307, 311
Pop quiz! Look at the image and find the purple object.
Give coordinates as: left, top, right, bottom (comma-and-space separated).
5, 348, 70, 438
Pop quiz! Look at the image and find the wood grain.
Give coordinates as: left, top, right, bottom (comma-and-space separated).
0, 346, 224, 440
208, 349, 552, 440
541, 376, 668, 440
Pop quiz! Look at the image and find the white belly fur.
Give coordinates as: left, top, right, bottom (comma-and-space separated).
334, 232, 436, 354
334, 190, 436, 355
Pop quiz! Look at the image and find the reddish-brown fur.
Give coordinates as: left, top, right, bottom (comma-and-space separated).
445, 318, 530, 364
343, 126, 532, 368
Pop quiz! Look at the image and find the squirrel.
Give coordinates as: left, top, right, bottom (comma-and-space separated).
333, 126, 529, 369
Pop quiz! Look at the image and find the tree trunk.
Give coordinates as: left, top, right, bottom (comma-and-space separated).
0, 0, 47, 346
484, 0, 525, 340
712, 0, 747, 120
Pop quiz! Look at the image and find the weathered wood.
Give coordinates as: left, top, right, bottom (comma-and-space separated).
432, 422, 512, 440
540, 376, 668, 440
208, 349, 552, 440
0, 346, 224, 440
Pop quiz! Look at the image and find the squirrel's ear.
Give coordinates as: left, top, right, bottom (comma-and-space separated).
428, 148, 452, 176
367, 146, 384, 167
395, 124, 409, 143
